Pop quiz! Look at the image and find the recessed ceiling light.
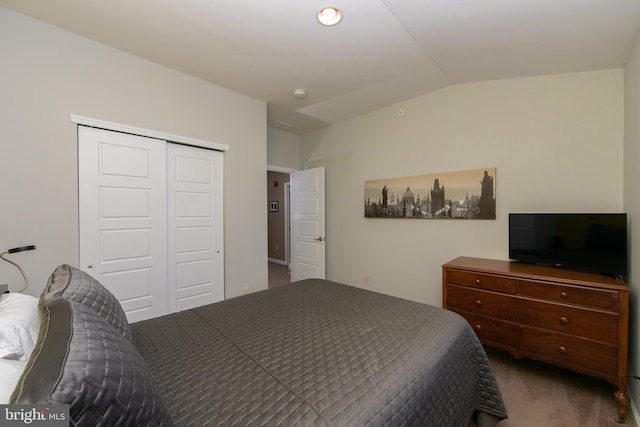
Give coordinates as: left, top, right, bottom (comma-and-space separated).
317, 6, 342, 26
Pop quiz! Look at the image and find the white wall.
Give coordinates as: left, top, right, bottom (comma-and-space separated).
0, 8, 268, 299
267, 126, 300, 170
300, 69, 624, 305
623, 29, 640, 422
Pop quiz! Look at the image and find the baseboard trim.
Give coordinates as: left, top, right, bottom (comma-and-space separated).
268, 258, 288, 266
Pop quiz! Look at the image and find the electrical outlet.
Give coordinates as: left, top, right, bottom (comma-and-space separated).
242, 287, 250, 295
364, 275, 370, 285
0, 284, 8, 294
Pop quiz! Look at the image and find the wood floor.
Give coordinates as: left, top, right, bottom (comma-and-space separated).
266, 263, 637, 426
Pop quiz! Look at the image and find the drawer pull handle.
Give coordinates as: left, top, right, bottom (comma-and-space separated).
474, 300, 483, 307
558, 346, 568, 354
559, 316, 569, 325
475, 324, 482, 331
561, 291, 568, 299
475, 279, 481, 285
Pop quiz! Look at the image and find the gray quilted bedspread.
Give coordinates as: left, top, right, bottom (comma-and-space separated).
131, 279, 507, 426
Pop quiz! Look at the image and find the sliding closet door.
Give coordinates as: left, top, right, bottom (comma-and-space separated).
78, 126, 168, 322
167, 144, 224, 311
79, 126, 225, 321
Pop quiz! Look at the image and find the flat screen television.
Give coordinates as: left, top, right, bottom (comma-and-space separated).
509, 213, 627, 278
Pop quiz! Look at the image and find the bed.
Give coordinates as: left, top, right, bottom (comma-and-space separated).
7, 265, 507, 426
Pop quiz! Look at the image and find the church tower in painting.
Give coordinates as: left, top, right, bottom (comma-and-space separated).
430, 178, 445, 217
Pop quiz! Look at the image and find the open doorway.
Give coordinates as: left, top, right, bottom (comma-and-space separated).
267, 167, 293, 288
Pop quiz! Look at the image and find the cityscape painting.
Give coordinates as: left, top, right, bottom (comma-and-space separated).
364, 167, 496, 219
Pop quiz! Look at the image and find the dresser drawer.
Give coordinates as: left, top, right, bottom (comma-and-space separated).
518, 299, 618, 344
450, 309, 524, 349
446, 270, 516, 293
521, 327, 618, 377
445, 285, 518, 321
518, 280, 619, 311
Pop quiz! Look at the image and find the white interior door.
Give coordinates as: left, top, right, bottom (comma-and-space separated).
290, 167, 325, 281
167, 144, 224, 311
78, 126, 168, 322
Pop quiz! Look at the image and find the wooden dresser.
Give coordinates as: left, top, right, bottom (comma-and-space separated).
442, 256, 630, 422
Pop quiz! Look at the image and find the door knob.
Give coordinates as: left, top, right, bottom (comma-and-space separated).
314, 237, 324, 241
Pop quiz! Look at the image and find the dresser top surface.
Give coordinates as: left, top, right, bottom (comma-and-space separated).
443, 257, 628, 291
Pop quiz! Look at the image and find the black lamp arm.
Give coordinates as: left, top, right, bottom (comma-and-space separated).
1, 245, 36, 293
7, 245, 36, 254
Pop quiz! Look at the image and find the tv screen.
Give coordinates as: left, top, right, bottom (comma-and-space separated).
509, 213, 627, 278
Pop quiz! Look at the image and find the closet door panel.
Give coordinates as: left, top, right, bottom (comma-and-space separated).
177, 226, 212, 252
79, 126, 168, 322
101, 268, 152, 301
167, 144, 224, 312
101, 188, 150, 217
101, 228, 152, 260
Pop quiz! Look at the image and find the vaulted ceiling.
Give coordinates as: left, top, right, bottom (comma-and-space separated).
2, 1, 639, 134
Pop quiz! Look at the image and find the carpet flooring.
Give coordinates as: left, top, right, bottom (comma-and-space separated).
485, 346, 634, 426
268, 261, 290, 289
266, 262, 636, 426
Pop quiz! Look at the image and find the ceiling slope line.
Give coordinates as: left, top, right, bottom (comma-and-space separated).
380, 0, 455, 86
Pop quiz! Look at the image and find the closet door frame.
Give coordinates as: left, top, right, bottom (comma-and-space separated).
71, 115, 229, 152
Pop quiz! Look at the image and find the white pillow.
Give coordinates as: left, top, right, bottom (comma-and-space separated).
0, 293, 40, 361
0, 358, 27, 403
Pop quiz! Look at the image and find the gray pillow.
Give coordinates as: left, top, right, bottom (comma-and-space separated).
11, 298, 173, 427
40, 264, 132, 341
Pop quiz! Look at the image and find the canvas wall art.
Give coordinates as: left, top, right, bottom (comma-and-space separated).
364, 167, 496, 219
